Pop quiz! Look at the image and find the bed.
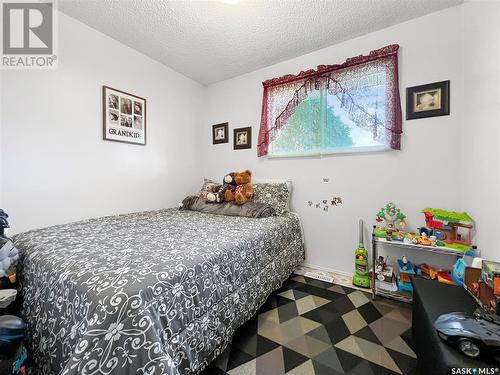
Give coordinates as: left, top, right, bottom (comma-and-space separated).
13, 207, 304, 375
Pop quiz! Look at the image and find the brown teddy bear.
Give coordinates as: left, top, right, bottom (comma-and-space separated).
224, 170, 254, 205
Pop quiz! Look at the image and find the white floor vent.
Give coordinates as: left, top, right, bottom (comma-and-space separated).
303, 271, 334, 283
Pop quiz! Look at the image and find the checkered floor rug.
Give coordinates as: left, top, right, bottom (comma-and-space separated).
202, 274, 418, 375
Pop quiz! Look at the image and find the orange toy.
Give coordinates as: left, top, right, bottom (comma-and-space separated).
437, 270, 455, 285
420, 263, 440, 280
417, 233, 432, 246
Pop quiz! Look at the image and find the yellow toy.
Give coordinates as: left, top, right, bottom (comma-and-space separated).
417, 233, 431, 246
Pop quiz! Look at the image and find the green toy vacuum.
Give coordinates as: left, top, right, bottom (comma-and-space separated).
352, 219, 371, 288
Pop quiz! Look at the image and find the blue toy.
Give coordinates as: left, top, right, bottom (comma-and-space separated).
397, 257, 415, 273
451, 250, 476, 286
397, 256, 415, 293
397, 277, 413, 293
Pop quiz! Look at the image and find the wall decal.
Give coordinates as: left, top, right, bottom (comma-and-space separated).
307, 197, 343, 212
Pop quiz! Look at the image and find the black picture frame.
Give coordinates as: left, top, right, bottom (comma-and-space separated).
233, 127, 252, 150
102, 85, 146, 145
406, 80, 450, 120
212, 122, 228, 144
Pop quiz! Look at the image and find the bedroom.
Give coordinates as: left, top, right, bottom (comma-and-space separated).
0, 0, 499, 374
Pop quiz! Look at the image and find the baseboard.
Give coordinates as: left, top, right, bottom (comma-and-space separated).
295, 263, 370, 292
300, 262, 354, 278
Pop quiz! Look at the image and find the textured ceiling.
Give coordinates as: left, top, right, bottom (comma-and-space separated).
58, 0, 462, 85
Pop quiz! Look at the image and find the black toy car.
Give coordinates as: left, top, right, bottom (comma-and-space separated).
434, 309, 500, 362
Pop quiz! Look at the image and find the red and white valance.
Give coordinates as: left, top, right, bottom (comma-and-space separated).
257, 45, 402, 157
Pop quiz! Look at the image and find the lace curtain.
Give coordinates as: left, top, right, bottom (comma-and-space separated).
257, 45, 402, 157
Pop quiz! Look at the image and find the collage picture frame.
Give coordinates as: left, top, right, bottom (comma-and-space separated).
103, 85, 146, 145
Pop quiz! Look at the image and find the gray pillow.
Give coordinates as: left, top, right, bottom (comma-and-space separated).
253, 182, 289, 215
180, 196, 276, 218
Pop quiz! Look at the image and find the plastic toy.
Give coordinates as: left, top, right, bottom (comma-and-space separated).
397, 277, 413, 293
394, 231, 405, 242
452, 259, 470, 286
376, 203, 406, 240
421, 208, 474, 249
437, 270, 455, 285
414, 264, 422, 276
471, 282, 479, 295
399, 256, 413, 271
403, 233, 418, 245
353, 220, 370, 288
482, 260, 500, 296
464, 267, 500, 315
434, 309, 500, 362
451, 251, 476, 286
397, 256, 414, 292
429, 235, 438, 246
417, 232, 432, 246
375, 256, 388, 273
420, 263, 440, 279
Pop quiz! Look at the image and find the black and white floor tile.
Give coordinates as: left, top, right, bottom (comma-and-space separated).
202, 275, 418, 375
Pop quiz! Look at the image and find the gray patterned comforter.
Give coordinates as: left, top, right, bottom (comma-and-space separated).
14, 208, 304, 375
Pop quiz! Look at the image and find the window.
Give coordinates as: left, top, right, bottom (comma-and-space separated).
258, 45, 402, 157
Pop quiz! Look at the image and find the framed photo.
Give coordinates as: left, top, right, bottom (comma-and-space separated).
212, 122, 228, 144
406, 80, 450, 120
103, 86, 146, 145
233, 127, 252, 150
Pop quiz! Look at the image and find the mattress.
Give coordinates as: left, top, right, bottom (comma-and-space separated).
13, 208, 304, 375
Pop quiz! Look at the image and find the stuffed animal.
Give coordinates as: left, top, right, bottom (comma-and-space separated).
207, 173, 238, 203
197, 182, 220, 199
0, 238, 18, 279
225, 170, 254, 205
222, 173, 237, 191
206, 185, 225, 203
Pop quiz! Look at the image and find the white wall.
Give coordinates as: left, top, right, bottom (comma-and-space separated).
201, 4, 495, 275
2, 3, 497, 273
1, 11, 205, 233
461, 0, 500, 262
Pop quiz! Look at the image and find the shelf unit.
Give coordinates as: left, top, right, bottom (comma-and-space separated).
371, 226, 467, 303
